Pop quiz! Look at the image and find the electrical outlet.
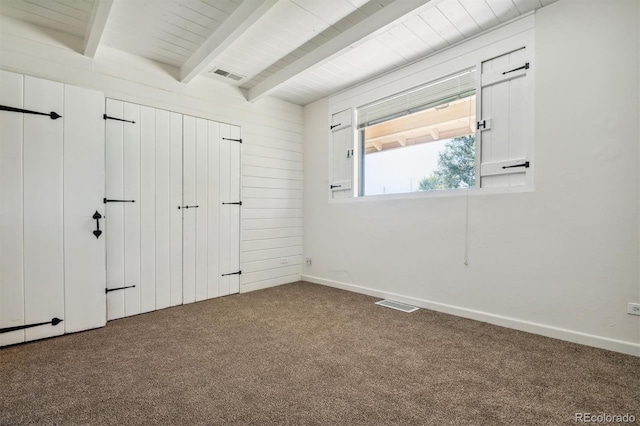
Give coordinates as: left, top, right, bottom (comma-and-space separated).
305, 257, 312, 266
628, 303, 640, 316
280, 257, 288, 265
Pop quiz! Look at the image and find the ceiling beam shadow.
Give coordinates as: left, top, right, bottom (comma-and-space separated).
179, 0, 280, 84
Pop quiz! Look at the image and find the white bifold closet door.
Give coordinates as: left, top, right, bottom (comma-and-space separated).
105, 101, 240, 320
0, 71, 105, 346
182, 118, 241, 302
105, 100, 183, 320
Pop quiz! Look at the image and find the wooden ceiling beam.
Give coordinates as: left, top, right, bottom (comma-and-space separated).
83, 0, 114, 58
179, 0, 280, 84
247, 0, 435, 102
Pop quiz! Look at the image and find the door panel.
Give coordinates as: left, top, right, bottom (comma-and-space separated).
123, 103, 141, 317
0, 70, 25, 346
207, 121, 220, 299
155, 109, 171, 310
23, 76, 65, 342
182, 115, 197, 304
195, 118, 209, 302
63, 85, 106, 333
140, 106, 156, 314
105, 99, 125, 320
169, 112, 183, 307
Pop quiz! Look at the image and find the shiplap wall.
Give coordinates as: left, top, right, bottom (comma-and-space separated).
0, 15, 303, 293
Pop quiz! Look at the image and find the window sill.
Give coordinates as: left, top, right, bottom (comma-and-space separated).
328, 184, 535, 204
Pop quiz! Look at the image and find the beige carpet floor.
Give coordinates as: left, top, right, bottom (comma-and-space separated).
1, 281, 638, 425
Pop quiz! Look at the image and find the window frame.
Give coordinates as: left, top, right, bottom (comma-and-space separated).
327, 14, 535, 203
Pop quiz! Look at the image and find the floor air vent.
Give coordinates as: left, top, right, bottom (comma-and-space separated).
375, 300, 419, 313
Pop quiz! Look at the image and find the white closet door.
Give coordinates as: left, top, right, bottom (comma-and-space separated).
23, 76, 65, 342
0, 70, 26, 346
1, 72, 106, 346
183, 118, 239, 300
63, 85, 106, 333
219, 124, 241, 296
105, 100, 143, 320
105, 101, 182, 318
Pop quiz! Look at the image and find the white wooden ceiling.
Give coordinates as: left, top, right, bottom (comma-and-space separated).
0, 0, 557, 106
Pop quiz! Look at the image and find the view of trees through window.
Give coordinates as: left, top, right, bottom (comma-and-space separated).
418, 134, 475, 191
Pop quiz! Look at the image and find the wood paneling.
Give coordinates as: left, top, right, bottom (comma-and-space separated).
63, 84, 106, 333
0, 70, 25, 346
102, 0, 242, 67
0, 0, 93, 38
23, 76, 65, 342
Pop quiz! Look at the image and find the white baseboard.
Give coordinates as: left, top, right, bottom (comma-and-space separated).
241, 274, 301, 293
302, 274, 640, 357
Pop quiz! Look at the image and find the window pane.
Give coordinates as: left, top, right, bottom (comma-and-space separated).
359, 94, 476, 196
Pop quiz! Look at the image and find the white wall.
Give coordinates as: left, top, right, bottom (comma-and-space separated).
302, 0, 640, 356
0, 15, 303, 293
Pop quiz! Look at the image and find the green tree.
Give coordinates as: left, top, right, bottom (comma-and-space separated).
418, 135, 475, 191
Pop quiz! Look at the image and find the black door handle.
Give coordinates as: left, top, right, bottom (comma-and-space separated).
93, 211, 102, 239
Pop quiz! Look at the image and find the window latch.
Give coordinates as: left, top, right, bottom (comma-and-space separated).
330, 123, 341, 130
502, 161, 530, 169
476, 119, 491, 131
502, 62, 530, 75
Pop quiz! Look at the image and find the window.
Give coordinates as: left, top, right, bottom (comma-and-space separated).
357, 68, 476, 196
329, 46, 533, 199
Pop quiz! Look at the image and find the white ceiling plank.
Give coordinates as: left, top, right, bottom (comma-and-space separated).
403, 15, 448, 51
485, 0, 520, 23
436, 0, 481, 38
457, 0, 500, 30
83, 0, 114, 57
247, 0, 435, 102
179, 0, 280, 83
512, 0, 542, 14
419, 7, 464, 45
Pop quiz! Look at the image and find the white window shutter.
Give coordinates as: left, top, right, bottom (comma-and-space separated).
330, 109, 353, 198
478, 47, 533, 188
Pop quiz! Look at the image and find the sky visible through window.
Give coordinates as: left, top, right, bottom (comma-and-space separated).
363, 139, 450, 196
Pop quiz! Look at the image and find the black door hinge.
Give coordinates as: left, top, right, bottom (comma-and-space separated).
502, 62, 530, 75
0, 317, 63, 334
103, 114, 135, 124
502, 161, 530, 169
105, 285, 136, 294
330, 184, 342, 189
222, 137, 242, 143
178, 205, 199, 209
222, 201, 242, 205
104, 198, 135, 204
221, 271, 241, 277
330, 123, 341, 130
1, 105, 61, 120
477, 120, 487, 130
